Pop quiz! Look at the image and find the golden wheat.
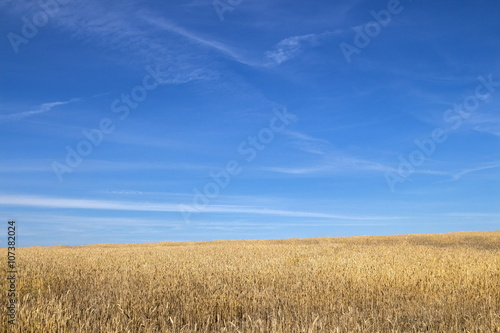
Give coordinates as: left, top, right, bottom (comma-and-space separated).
1, 231, 499, 332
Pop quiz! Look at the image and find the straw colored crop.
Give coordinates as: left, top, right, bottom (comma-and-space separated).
1, 231, 499, 332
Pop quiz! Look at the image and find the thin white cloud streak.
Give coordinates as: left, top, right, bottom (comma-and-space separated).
284, 130, 331, 143
449, 162, 500, 181
0, 164, 51, 173
471, 114, 500, 136
194, 225, 276, 231
269, 131, 457, 178
100, 190, 192, 197
141, 15, 260, 67
262, 158, 395, 175
0, 195, 404, 221
283, 130, 333, 155
0, 159, 210, 173
17, 213, 390, 232
0, 99, 79, 122
263, 166, 330, 175
263, 164, 451, 176
474, 126, 500, 136
265, 130, 397, 175
42, 0, 259, 69
439, 212, 500, 218
77, 160, 211, 172
106, 133, 191, 150
10, 213, 175, 228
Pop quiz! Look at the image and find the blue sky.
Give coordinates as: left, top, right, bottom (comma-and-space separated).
1, 0, 499, 246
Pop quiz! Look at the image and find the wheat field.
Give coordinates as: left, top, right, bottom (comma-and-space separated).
1, 231, 499, 332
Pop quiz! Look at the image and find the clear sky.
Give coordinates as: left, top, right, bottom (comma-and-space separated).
1, 0, 499, 246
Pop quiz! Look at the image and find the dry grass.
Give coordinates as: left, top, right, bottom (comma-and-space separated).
1, 231, 499, 332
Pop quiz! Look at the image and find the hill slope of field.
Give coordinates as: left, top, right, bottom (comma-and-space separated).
2, 231, 499, 332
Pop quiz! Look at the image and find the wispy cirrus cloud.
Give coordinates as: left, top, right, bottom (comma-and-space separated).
140, 15, 259, 67
0, 159, 210, 174
264, 31, 336, 66
268, 131, 466, 179
471, 113, 500, 137
0, 194, 404, 221
283, 130, 333, 155
27, 0, 214, 83
0, 98, 79, 122
263, 157, 394, 175
474, 126, 500, 136
449, 162, 500, 181
262, 130, 395, 175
